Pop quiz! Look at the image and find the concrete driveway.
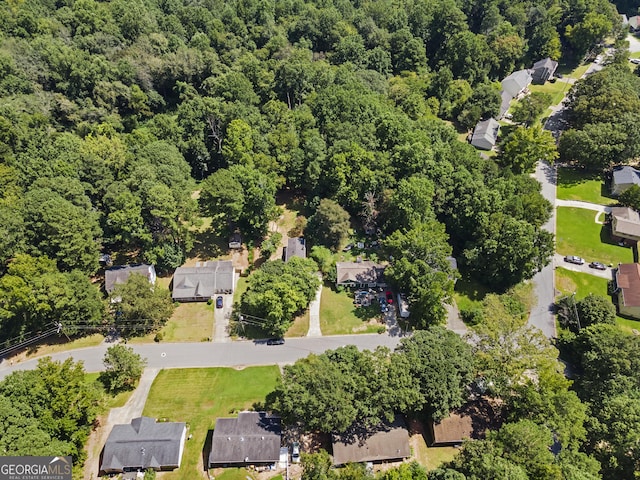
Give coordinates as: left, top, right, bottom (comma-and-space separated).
554, 253, 614, 280
628, 33, 640, 53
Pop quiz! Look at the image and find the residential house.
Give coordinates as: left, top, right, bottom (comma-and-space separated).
501, 69, 532, 98
610, 206, 640, 243
531, 57, 559, 84
611, 166, 640, 196
229, 232, 242, 249
470, 118, 500, 150
105, 264, 156, 294
99, 417, 186, 475
335, 261, 386, 288
331, 416, 411, 466
499, 90, 513, 119
629, 15, 640, 31
284, 237, 306, 262
172, 260, 234, 301
428, 399, 499, 446
614, 263, 640, 319
429, 412, 473, 446
208, 411, 281, 467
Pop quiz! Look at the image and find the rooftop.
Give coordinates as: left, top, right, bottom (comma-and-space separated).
172, 261, 234, 299
105, 264, 155, 293
616, 263, 640, 307
335, 261, 386, 285
285, 237, 307, 262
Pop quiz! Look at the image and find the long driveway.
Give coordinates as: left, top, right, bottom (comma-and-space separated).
0, 334, 403, 380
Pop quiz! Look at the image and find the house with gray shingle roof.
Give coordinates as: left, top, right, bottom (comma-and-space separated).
501, 69, 532, 98
336, 261, 386, 288
611, 166, 640, 196
99, 417, 186, 474
105, 264, 156, 294
531, 57, 559, 84
285, 237, 306, 262
471, 118, 500, 150
629, 15, 640, 31
172, 260, 234, 301
209, 412, 281, 467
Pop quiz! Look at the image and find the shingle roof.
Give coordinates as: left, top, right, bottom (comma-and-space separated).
613, 166, 640, 188
172, 261, 234, 300
285, 237, 306, 262
335, 261, 386, 285
471, 118, 500, 148
105, 265, 156, 293
331, 416, 411, 465
616, 263, 640, 307
209, 412, 281, 466
430, 413, 473, 445
611, 207, 640, 239
501, 69, 532, 97
531, 57, 558, 83
100, 417, 186, 473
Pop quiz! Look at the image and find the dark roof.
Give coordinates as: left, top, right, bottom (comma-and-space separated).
209, 412, 281, 466
616, 263, 640, 307
531, 57, 558, 83
229, 232, 242, 247
100, 417, 186, 473
172, 261, 234, 300
430, 413, 473, 445
335, 261, 386, 285
285, 237, 307, 262
429, 399, 502, 446
331, 416, 411, 465
105, 265, 156, 293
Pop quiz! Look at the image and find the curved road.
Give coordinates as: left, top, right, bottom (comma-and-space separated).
0, 334, 403, 380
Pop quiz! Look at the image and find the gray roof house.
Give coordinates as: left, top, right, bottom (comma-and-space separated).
611, 166, 640, 196
99, 417, 186, 474
209, 412, 281, 467
172, 260, 234, 301
610, 206, 640, 242
471, 118, 500, 150
331, 416, 411, 466
531, 57, 559, 84
336, 261, 386, 288
105, 264, 156, 294
285, 237, 306, 262
501, 69, 532, 98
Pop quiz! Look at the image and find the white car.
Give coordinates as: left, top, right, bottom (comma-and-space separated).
291, 442, 300, 463
564, 255, 585, 265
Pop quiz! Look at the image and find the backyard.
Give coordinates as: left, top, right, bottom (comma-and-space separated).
320, 284, 384, 335
556, 207, 633, 266
556, 168, 616, 205
143, 366, 281, 480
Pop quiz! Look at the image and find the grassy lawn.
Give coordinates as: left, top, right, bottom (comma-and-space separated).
411, 437, 458, 471
286, 310, 310, 337
556, 207, 634, 265
143, 366, 280, 480
320, 284, 383, 335
233, 276, 249, 305
129, 302, 215, 344
12, 333, 105, 364
85, 373, 135, 408
555, 267, 640, 333
529, 80, 571, 106
453, 276, 490, 313
556, 168, 616, 205
215, 468, 257, 480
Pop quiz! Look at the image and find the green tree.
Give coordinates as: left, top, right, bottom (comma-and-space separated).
446, 440, 529, 480
306, 199, 351, 252
565, 12, 613, 57
397, 328, 475, 421
499, 124, 558, 174
99, 344, 147, 393
619, 184, 640, 211
110, 273, 175, 337
301, 450, 336, 480
511, 92, 553, 126
576, 294, 616, 329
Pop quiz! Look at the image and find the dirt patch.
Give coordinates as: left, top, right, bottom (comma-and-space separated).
83, 413, 110, 480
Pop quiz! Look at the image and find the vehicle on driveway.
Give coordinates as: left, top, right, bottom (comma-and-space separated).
386, 291, 394, 304
291, 442, 300, 463
564, 255, 585, 265
266, 338, 285, 345
215, 296, 223, 308
589, 261, 607, 270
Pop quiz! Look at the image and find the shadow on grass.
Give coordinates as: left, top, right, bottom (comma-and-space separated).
188, 229, 225, 261
557, 167, 604, 187
455, 276, 491, 303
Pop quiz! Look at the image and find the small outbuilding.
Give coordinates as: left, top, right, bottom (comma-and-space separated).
471, 118, 500, 151
531, 57, 559, 84
284, 237, 307, 262
331, 416, 411, 466
172, 260, 234, 301
99, 417, 186, 475
611, 166, 640, 196
428, 400, 500, 446
209, 411, 282, 467
105, 264, 157, 294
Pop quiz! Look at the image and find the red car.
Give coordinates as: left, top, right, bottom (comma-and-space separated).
386, 291, 394, 304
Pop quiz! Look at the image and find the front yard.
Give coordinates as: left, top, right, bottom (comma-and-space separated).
320, 284, 384, 335
143, 366, 281, 480
556, 207, 634, 266
556, 168, 616, 205
129, 301, 215, 343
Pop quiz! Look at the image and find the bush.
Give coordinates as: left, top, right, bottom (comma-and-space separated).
460, 306, 484, 325
154, 332, 163, 342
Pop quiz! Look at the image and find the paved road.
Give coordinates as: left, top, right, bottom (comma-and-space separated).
0, 334, 403, 380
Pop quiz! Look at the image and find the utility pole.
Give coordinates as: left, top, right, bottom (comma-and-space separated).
572, 292, 582, 331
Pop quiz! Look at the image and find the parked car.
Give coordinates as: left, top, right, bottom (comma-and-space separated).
266, 338, 285, 345
589, 261, 607, 270
564, 255, 585, 265
386, 291, 394, 304
291, 442, 300, 463
215, 296, 223, 308
631, 58, 640, 65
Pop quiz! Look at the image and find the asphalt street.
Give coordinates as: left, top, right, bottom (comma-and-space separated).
0, 333, 404, 380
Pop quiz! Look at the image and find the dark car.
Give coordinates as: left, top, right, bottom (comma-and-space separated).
266, 338, 285, 345
386, 291, 394, 304
215, 296, 223, 308
589, 261, 607, 270
564, 255, 585, 265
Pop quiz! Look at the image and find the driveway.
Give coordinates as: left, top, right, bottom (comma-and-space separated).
628, 33, 640, 53
554, 253, 614, 280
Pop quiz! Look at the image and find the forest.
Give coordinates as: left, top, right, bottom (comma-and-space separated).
0, 0, 639, 477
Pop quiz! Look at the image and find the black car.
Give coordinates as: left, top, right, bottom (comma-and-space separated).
589, 261, 607, 270
215, 296, 223, 308
266, 338, 285, 345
